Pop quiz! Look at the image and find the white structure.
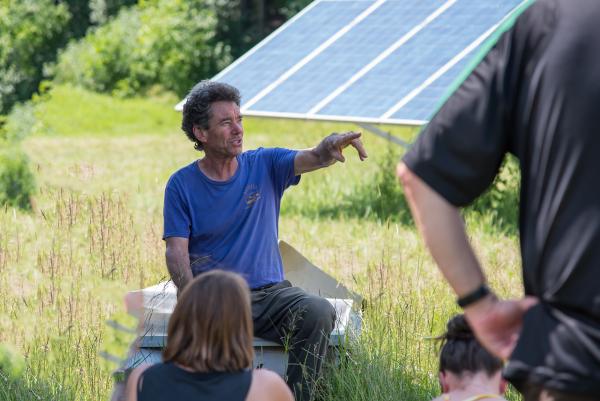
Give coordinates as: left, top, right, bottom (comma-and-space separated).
117, 241, 362, 378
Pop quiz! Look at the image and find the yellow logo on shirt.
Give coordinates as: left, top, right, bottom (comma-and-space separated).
244, 184, 261, 208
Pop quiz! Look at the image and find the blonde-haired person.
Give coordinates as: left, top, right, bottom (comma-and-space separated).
432, 315, 507, 401
125, 270, 293, 401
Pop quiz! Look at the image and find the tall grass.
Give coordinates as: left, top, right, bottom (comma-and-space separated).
0, 188, 167, 400
0, 85, 523, 400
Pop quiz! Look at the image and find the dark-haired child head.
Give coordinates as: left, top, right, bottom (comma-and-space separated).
434, 314, 507, 401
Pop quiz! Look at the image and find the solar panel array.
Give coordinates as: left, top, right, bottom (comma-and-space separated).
178, 0, 526, 125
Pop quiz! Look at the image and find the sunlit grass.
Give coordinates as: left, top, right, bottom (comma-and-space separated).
0, 85, 522, 400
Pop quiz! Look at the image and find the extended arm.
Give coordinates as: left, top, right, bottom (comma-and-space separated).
294, 131, 368, 175
397, 162, 536, 359
165, 237, 193, 292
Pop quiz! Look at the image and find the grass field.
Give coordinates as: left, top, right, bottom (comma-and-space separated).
0, 85, 523, 400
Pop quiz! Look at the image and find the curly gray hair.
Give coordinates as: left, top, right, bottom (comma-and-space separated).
181, 81, 241, 151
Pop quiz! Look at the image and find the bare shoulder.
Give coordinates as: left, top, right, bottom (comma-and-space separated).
124, 364, 152, 401
246, 369, 293, 401
429, 396, 506, 401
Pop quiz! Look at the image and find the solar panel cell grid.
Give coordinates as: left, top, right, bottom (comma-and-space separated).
217, 1, 374, 102
391, 47, 477, 121
250, 0, 444, 114
181, 0, 528, 125
319, 0, 522, 118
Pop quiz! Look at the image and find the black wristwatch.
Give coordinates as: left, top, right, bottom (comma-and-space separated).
457, 284, 491, 308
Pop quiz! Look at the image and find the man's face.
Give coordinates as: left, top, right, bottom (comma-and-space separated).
194, 101, 243, 158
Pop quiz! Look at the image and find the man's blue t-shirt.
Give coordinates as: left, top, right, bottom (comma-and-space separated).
163, 147, 300, 289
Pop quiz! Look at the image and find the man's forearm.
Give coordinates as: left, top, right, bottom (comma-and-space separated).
294, 135, 338, 176
165, 247, 193, 291
398, 163, 485, 297
294, 147, 333, 175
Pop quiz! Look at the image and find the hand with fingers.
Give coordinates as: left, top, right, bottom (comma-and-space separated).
316, 131, 368, 166
464, 295, 538, 360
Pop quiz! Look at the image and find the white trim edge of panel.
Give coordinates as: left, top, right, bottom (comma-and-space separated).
242, 109, 426, 126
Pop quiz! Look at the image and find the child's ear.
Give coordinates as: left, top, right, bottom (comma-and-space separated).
439, 371, 450, 393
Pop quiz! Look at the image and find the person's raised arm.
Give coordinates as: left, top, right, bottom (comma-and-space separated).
165, 237, 192, 292
397, 163, 536, 360
294, 131, 367, 175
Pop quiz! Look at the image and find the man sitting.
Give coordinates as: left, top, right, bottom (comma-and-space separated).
163, 80, 367, 401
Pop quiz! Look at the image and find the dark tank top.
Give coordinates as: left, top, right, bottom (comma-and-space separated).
137, 362, 252, 401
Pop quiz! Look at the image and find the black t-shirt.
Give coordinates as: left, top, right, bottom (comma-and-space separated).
137, 363, 252, 401
403, 0, 600, 396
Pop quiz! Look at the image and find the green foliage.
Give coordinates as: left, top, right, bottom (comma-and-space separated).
0, 145, 36, 210
0, 344, 25, 381
345, 147, 410, 222
322, 146, 410, 222
0, 344, 29, 401
0, 82, 41, 211
214, 0, 312, 59
62, 0, 137, 39
1, 81, 53, 141
62, 0, 93, 38
0, 0, 314, 113
0, 0, 70, 114
54, 0, 230, 97
467, 155, 520, 234
2, 102, 38, 142
53, 7, 140, 94
0, 0, 141, 114
88, 0, 137, 25
100, 311, 137, 372
281, 145, 411, 223
281, 142, 519, 233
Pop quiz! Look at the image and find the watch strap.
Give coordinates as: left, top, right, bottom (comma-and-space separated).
457, 284, 490, 308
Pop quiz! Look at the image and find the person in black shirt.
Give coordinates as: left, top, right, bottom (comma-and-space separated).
124, 270, 293, 401
398, 1, 600, 400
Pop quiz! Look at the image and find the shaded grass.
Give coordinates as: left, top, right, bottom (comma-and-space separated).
0, 370, 76, 401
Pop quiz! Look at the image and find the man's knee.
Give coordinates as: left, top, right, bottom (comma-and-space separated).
298, 296, 336, 333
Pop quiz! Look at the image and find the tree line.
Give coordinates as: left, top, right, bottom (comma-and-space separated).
0, 0, 310, 209
0, 0, 310, 115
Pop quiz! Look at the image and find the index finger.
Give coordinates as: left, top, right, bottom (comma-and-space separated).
336, 131, 362, 145
350, 138, 368, 161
